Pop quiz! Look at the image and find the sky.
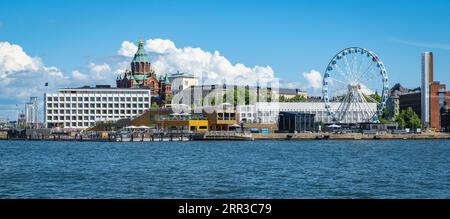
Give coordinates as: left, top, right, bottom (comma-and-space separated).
1, 0, 450, 119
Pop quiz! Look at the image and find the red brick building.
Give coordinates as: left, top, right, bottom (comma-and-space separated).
116, 38, 171, 102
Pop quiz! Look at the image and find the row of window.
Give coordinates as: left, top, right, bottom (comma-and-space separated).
47, 109, 144, 116
47, 96, 150, 102
47, 103, 149, 109
47, 111, 143, 121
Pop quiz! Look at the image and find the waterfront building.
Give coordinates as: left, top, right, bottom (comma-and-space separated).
25, 97, 39, 128
278, 112, 316, 133
158, 114, 208, 133
387, 83, 420, 120
44, 85, 151, 129
116, 38, 171, 101
168, 72, 198, 95
237, 102, 377, 124
421, 52, 433, 128
399, 92, 422, 118
204, 104, 238, 131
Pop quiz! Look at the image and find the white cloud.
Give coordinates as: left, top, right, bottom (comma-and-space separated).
302, 70, 322, 89
145, 38, 178, 54
88, 62, 111, 80
71, 70, 89, 81
117, 38, 278, 86
117, 41, 138, 57
0, 41, 42, 79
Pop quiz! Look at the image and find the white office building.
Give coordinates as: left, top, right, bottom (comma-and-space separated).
237, 102, 377, 124
168, 72, 198, 95
44, 86, 152, 129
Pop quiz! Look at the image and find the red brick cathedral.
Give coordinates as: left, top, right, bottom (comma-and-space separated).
116, 38, 171, 101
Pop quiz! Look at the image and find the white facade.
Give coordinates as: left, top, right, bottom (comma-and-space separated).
169, 73, 198, 95
237, 102, 377, 124
421, 52, 432, 128
44, 87, 151, 129
25, 97, 39, 125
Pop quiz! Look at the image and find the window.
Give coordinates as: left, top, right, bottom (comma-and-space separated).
114, 104, 119, 108
84, 116, 88, 120
144, 104, 149, 108
53, 97, 58, 101
47, 103, 52, 108
120, 97, 125, 101
144, 97, 149, 102
90, 97, 95, 101
47, 97, 52, 101
102, 104, 107, 108
102, 110, 107, 114
65, 97, 70, 101
90, 116, 95, 120
72, 122, 76, 127
138, 104, 143, 108
84, 122, 89, 127
96, 97, 101, 101
78, 110, 82, 114
84, 103, 88, 108
66, 116, 70, 120
132, 97, 137, 101
108, 110, 113, 114
78, 97, 82, 101
66, 110, 70, 114
96, 104, 101, 108
84, 110, 88, 114
90, 110, 95, 114
71, 103, 76, 108
96, 110, 101, 114
132, 110, 137, 114
126, 97, 131, 101
108, 104, 113, 108
138, 97, 143, 101
102, 97, 107, 101
132, 104, 137, 108
78, 103, 82, 108
59, 97, 64, 101
126, 104, 131, 108
108, 97, 113, 101
114, 110, 119, 114
47, 110, 52, 114
47, 116, 52, 120
78, 116, 82, 120
84, 97, 89, 101
72, 110, 76, 114
114, 97, 119, 101
59, 110, 64, 114
126, 110, 131, 114
90, 103, 95, 108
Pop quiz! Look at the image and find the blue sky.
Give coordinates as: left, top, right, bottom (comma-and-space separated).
1, 0, 450, 118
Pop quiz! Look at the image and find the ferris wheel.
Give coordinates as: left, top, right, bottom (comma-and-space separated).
322, 47, 389, 124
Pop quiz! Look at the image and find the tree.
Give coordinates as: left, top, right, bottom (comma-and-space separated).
289, 94, 307, 102
395, 107, 421, 129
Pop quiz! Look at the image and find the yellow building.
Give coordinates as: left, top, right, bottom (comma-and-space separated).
159, 117, 208, 133
206, 109, 238, 131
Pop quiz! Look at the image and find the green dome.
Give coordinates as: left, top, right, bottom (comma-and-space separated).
132, 39, 150, 63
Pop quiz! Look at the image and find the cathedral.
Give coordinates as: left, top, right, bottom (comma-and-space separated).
116, 38, 171, 101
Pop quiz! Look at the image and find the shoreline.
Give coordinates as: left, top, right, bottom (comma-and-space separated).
1, 132, 449, 142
